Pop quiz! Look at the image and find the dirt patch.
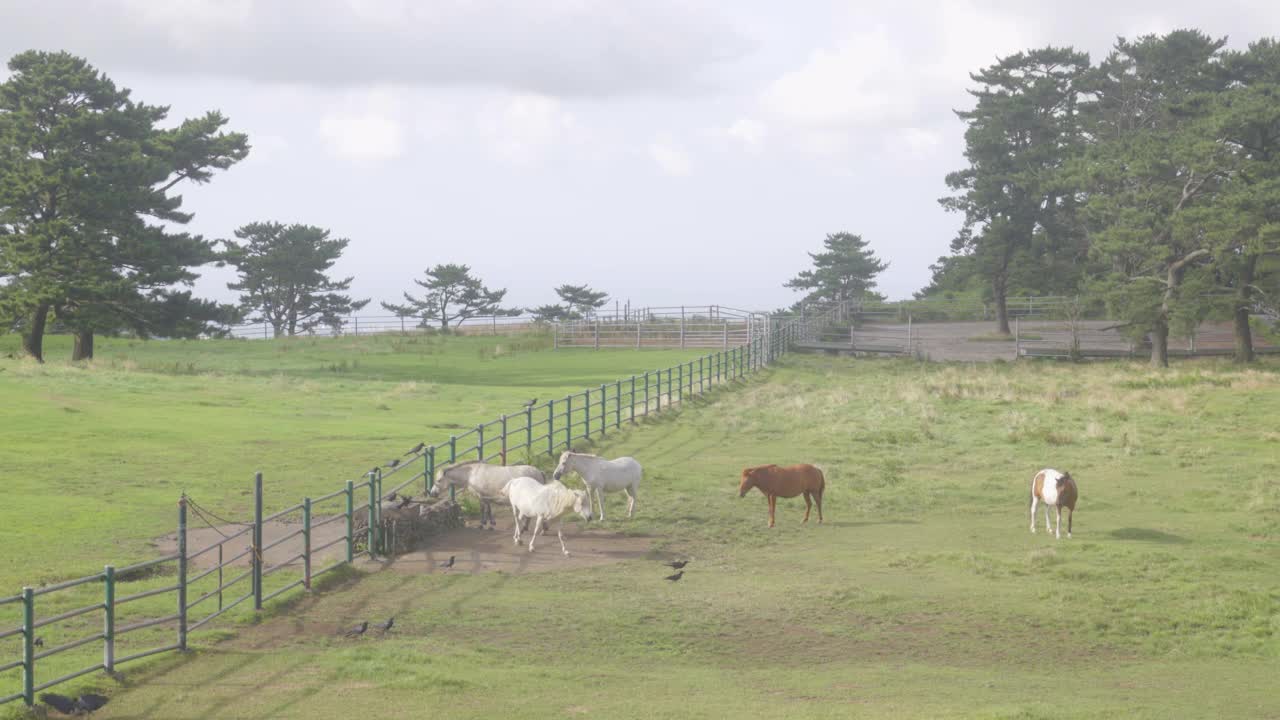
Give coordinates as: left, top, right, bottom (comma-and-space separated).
374, 524, 653, 576
158, 515, 651, 577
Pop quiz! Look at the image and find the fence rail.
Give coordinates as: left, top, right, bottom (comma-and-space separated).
2, 300, 829, 709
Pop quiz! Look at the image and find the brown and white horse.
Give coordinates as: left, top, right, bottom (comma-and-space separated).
1029, 468, 1078, 539
738, 464, 825, 528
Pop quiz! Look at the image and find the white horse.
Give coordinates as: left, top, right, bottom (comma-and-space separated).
552, 451, 642, 521
429, 461, 545, 529
507, 477, 593, 555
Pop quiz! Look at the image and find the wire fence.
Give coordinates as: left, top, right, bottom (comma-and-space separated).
0, 301, 846, 710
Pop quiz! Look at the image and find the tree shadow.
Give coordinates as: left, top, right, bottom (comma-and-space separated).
1107, 527, 1190, 544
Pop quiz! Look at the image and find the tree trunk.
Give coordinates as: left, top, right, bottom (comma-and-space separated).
71, 330, 95, 361
993, 279, 1011, 335
1150, 318, 1169, 368
1232, 255, 1256, 364
22, 303, 50, 363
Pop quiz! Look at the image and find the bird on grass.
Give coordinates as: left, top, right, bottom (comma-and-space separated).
383, 458, 401, 469
41, 693, 109, 715
664, 560, 689, 570
439, 555, 456, 569
404, 442, 425, 457
523, 398, 538, 408
664, 571, 684, 582
342, 621, 369, 638
376, 617, 395, 633
33, 637, 44, 648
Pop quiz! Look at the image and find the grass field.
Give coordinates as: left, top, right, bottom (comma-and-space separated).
4, 336, 1280, 718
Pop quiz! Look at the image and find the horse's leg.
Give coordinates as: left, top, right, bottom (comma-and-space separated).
529, 516, 544, 552
802, 492, 812, 523
1054, 506, 1062, 540
768, 495, 776, 528
1029, 495, 1038, 534
816, 489, 823, 524
556, 519, 569, 556
512, 503, 523, 545
1044, 502, 1053, 536
625, 484, 637, 518
1067, 507, 1073, 539
596, 486, 606, 521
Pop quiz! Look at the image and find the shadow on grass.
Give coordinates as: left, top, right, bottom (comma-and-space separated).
1108, 527, 1190, 544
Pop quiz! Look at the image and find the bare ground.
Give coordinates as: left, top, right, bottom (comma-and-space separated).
158, 516, 652, 576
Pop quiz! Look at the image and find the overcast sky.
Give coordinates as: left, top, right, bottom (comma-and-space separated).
4, 0, 1280, 312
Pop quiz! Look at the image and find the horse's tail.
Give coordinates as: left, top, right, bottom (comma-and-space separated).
813, 465, 826, 495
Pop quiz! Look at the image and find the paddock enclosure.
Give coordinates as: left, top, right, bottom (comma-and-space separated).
3, 312, 1279, 719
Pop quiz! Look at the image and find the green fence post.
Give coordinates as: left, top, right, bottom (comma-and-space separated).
178, 495, 188, 651
677, 363, 683, 403
253, 472, 263, 611
630, 376, 636, 424
500, 415, 508, 464
426, 447, 435, 494
103, 566, 115, 673
616, 380, 622, 427
449, 436, 457, 502
547, 401, 555, 457
565, 394, 573, 449
655, 369, 662, 412
345, 480, 354, 563
22, 586, 33, 707
525, 406, 533, 454
367, 471, 378, 559
644, 371, 651, 415
303, 497, 312, 590
584, 389, 591, 440
600, 383, 608, 435
477, 423, 485, 463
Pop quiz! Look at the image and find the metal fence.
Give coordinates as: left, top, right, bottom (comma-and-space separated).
552, 306, 766, 350
1, 303, 825, 709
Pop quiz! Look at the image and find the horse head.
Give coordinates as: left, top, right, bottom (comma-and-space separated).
428, 468, 452, 497
1057, 471, 1073, 490
738, 467, 759, 498
553, 451, 573, 481
572, 488, 593, 522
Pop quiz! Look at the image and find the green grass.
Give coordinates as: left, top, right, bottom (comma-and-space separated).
5, 341, 1280, 717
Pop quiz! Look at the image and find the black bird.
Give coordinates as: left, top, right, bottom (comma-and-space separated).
523, 398, 537, 408
342, 621, 369, 638
439, 555, 456, 569
376, 617, 395, 633
77, 694, 109, 714
33, 636, 44, 648
41, 693, 77, 715
664, 560, 689, 570
664, 571, 684, 582
404, 442, 425, 457
396, 494, 413, 509
383, 458, 400, 469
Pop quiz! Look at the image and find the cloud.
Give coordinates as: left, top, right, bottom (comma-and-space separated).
896, 127, 943, 157
1, 0, 751, 98
762, 25, 914, 129
478, 93, 580, 165
317, 91, 406, 162
725, 118, 767, 149
648, 140, 693, 176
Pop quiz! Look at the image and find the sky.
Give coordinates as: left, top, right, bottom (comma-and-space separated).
4, 0, 1280, 313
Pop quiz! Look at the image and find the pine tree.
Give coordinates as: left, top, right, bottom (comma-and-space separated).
785, 232, 888, 304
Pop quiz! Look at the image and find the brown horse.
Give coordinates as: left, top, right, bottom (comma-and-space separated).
738, 464, 825, 527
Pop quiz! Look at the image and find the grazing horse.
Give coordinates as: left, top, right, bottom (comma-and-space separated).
429, 461, 545, 529
738, 464, 825, 528
1029, 468, 1078, 539
507, 477, 593, 555
553, 451, 642, 521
